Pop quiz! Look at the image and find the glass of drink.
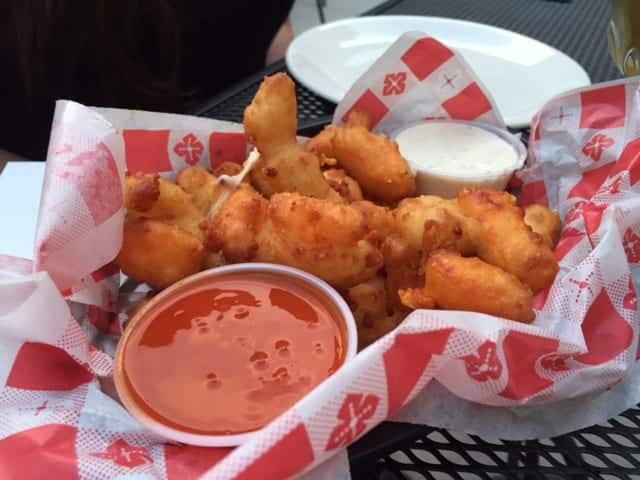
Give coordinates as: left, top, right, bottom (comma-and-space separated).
609, 0, 640, 76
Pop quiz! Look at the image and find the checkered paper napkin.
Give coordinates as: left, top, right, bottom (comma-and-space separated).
1, 32, 640, 480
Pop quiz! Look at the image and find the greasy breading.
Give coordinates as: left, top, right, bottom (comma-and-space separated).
244, 73, 338, 200
422, 209, 467, 258
266, 193, 369, 246
400, 250, 535, 323
351, 200, 396, 238
176, 164, 244, 215
381, 235, 424, 308
524, 204, 562, 248
346, 275, 407, 349
347, 275, 388, 323
356, 311, 406, 350
251, 146, 341, 200
125, 173, 205, 241
331, 125, 416, 203
393, 196, 443, 254
393, 195, 479, 257
306, 125, 336, 159
213, 161, 243, 178
175, 167, 220, 214
125, 173, 160, 212
203, 251, 226, 269
204, 184, 268, 263
117, 219, 206, 289
306, 110, 372, 159
457, 189, 558, 293
323, 169, 364, 202
259, 193, 384, 288
306, 109, 415, 203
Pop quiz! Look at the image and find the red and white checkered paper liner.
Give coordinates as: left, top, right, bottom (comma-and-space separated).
1, 33, 640, 479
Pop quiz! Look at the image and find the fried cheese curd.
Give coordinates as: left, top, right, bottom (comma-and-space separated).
457, 189, 559, 294
307, 110, 416, 203
117, 168, 236, 288
399, 250, 536, 324
118, 219, 206, 290
244, 73, 342, 200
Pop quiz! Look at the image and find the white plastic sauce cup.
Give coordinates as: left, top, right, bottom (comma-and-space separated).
392, 120, 527, 198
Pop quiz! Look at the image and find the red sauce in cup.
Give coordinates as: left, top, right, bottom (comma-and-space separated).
118, 272, 346, 435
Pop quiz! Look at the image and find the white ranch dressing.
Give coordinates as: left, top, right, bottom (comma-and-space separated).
396, 122, 518, 177
394, 121, 524, 198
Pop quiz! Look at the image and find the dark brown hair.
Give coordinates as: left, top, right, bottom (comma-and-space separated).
7, 0, 183, 111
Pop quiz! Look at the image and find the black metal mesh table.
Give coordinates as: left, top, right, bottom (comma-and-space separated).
195, 0, 640, 478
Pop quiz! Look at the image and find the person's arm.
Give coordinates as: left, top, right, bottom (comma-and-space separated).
266, 17, 294, 65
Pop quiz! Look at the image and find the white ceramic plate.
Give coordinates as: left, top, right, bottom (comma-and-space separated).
286, 15, 591, 128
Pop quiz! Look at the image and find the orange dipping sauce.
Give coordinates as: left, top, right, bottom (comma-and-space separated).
118, 272, 346, 435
